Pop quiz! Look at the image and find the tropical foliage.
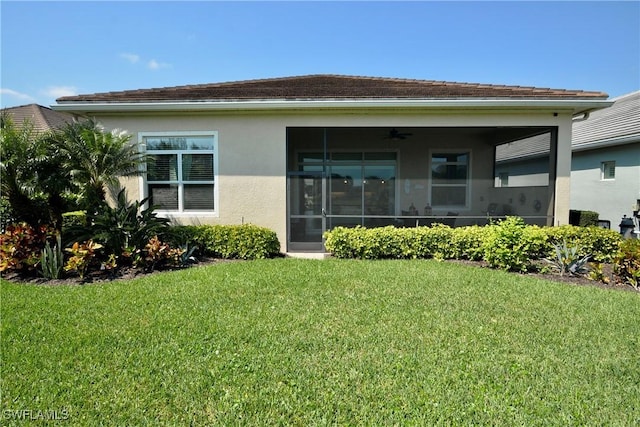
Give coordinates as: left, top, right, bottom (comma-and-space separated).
52, 118, 147, 211
0, 114, 76, 230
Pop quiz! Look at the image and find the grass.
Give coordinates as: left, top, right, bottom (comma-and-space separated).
2, 259, 639, 425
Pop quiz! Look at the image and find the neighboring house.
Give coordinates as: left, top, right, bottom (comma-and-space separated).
1, 103, 74, 132
570, 91, 640, 227
52, 75, 612, 253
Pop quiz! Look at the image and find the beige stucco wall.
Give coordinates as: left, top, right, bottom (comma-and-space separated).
554, 117, 574, 226
94, 108, 574, 251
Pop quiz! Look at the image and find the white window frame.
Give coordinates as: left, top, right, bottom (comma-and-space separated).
138, 131, 219, 217
601, 161, 615, 181
429, 150, 471, 211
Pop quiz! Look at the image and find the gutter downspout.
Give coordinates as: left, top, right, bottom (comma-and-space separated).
572, 111, 590, 122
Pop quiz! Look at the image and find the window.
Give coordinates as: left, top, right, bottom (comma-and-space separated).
141, 132, 218, 213
430, 152, 470, 208
601, 161, 615, 181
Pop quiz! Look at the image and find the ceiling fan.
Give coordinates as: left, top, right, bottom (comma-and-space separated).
384, 128, 413, 140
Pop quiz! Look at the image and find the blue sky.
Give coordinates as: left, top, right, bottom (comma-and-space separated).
1, 1, 639, 108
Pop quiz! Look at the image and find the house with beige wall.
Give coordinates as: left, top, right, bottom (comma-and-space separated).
53, 75, 612, 253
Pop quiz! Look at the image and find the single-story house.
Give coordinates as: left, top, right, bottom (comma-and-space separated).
1, 103, 73, 133
570, 90, 639, 227
53, 75, 613, 253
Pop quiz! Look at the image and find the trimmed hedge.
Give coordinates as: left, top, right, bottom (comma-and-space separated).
324, 217, 623, 272
165, 224, 281, 260
569, 209, 599, 227
544, 225, 621, 263
482, 217, 549, 272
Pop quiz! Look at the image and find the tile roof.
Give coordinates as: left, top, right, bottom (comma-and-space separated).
572, 90, 640, 147
56, 74, 609, 103
1, 103, 73, 133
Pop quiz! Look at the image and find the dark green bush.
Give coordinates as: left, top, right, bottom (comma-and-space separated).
0, 197, 16, 233
62, 210, 86, 229
65, 190, 170, 261
165, 224, 280, 260
569, 209, 599, 227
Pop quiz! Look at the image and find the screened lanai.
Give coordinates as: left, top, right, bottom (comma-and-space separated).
287, 126, 556, 252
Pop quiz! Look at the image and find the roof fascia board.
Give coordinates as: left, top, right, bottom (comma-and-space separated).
52, 99, 613, 115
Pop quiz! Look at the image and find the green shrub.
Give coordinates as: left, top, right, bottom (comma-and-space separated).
569, 209, 599, 227
412, 224, 455, 260
323, 226, 359, 259
613, 239, 640, 289
166, 224, 280, 260
323, 218, 621, 275
325, 223, 519, 263
544, 225, 621, 263
482, 217, 548, 272
62, 210, 87, 231
0, 223, 54, 273
163, 225, 201, 251
449, 226, 486, 261
66, 190, 170, 263
0, 197, 16, 233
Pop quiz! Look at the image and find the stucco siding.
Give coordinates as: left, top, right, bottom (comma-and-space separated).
93, 110, 573, 250
570, 142, 640, 225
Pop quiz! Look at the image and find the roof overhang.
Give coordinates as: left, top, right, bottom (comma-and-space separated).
52, 98, 613, 116
572, 133, 640, 152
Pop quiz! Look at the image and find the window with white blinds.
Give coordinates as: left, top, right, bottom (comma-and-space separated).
142, 132, 218, 213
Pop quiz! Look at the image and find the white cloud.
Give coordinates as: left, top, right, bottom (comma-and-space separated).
148, 59, 171, 70
1, 88, 36, 102
120, 53, 140, 64
119, 52, 171, 71
43, 86, 78, 98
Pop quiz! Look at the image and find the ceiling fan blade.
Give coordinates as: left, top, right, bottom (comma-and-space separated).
385, 128, 412, 140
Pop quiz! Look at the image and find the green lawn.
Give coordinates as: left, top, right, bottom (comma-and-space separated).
2, 259, 639, 425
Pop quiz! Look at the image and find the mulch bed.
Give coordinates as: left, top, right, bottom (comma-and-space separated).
0, 257, 230, 287
448, 259, 637, 292
2, 258, 637, 293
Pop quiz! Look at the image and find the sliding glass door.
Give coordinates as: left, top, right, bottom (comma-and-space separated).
287, 152, 397, 252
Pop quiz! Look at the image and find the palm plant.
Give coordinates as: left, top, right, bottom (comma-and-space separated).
54, 119, 146, 212
1, 113, 80, 231
0, 114, 65, 229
